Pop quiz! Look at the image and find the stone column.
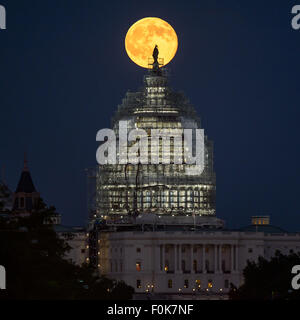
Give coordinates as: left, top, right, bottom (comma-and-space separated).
156, 245, 161, 272
174, 244, 177, 273
191, 244, 194, 273
231, 245, 234, 273
162, 244, 165, 272
160, 245, 162, 271
214, 245, 218, 273
235, 245, 239, 273
178, 244, 182, 273
219, 245, 222, 274
202, 244, 206, 273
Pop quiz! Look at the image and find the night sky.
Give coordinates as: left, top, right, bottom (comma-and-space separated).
0, 0, 299, 230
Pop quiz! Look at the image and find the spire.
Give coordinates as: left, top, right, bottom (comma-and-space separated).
15, 154, 36, 193
23, 152, 29, 172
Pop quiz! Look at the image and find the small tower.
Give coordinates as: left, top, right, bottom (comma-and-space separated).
13, 154, 40, 214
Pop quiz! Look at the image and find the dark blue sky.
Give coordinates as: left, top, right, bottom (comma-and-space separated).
0, 0, 299, 230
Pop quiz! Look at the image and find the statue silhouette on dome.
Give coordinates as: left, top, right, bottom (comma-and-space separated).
152, 45, 159, 63
152, 45, 160, 72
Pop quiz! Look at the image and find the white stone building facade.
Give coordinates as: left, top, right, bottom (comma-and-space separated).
97, 224, 300, 297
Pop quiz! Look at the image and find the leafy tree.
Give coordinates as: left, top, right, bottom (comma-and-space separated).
229, 251, 300, 300
0, 183, 10, 212
0, 200, 134, 300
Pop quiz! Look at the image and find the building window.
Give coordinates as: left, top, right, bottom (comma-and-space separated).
184, 279, 189, 288
224, 280, 229, 289
137, 280, 141, 289
193, 260, 197, 272
205, 259, 209, 271
208, 280, 213, 288
164, 260, 169, 272
81, 249, 85, 253
248, 248, 253, 253
145, 191, 151, 208
168, 279, 172, 288
181, 260, 186, 272
136, 262, 141, 272
222, 260, 226, 272
195, 279, 201, 288
136, 248, 141, 253
120, 261, 123, 272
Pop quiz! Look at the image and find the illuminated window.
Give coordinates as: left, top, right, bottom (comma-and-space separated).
208, 280, 213, 288
168, 279, 172, 288
164, 260, 169, 271
137, 280, 141, 289
136, 262, 141, 272
196, 279, 201, 288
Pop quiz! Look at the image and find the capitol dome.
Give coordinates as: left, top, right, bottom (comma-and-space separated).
95, 67, 216, 218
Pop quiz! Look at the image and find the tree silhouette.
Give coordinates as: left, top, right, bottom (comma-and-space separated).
229, 251, 300, 300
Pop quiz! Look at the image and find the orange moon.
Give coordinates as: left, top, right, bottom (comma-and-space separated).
125, 17, 178, 69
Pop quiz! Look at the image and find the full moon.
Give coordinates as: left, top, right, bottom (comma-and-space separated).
125, 17, 178, 69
